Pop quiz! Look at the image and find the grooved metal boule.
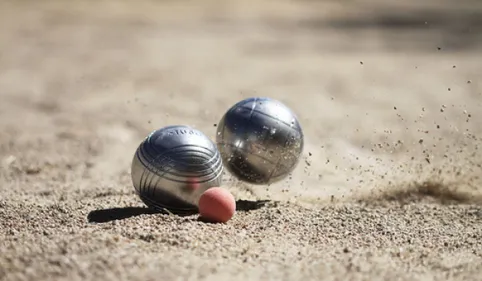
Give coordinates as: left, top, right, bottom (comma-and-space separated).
131, 125, 223, 214
216, 97, 304, 185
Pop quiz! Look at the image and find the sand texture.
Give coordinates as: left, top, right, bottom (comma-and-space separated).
1, 1, 482, 280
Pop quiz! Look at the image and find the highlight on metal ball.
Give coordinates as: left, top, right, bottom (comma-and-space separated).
216, 97, 304, 185
131, 125, 223, 214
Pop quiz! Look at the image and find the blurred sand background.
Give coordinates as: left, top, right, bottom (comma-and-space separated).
1, 0, 482, 280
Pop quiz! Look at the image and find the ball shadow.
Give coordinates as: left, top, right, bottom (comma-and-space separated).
87, 200, 273, 224
235, 199, 272, 212
86, 206, 194, 223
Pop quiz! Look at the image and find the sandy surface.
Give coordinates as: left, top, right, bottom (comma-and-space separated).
1, 1, 482, 280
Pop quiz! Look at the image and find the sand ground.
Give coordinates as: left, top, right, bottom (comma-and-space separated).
1, 0, 482, 280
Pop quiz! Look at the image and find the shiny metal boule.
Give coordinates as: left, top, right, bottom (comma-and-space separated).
216, 97, 304, 185
131, 125, 223, 214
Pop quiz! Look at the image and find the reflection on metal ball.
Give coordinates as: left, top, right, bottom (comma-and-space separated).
131, 125, 223, 214
216, 97, 304, 185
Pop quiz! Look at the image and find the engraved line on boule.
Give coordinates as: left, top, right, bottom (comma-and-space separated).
150, 162, 176, 200
136, 145, 223, 184
140, 143, 220, 171
136, 152, 222, 185
146, 164, 162, 199
140, 158, 223, 185
138, 142, 218, 166
156, 150, 222, 172
141, 150, 223, 181
138, 152, 150, 196
135, 148, 168, 197
232, 106, 302, 134
232, 97, 258, 172
139, 158, 159, 198
141, 139, 217, 167
232, 96, 271, 111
